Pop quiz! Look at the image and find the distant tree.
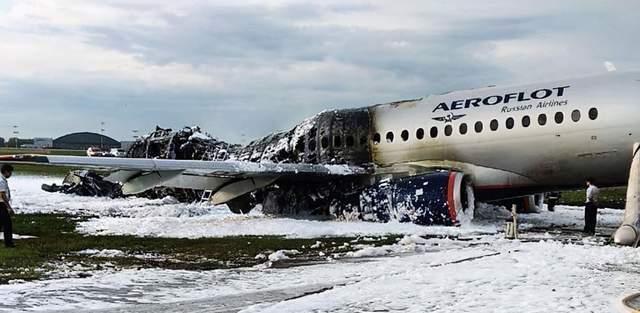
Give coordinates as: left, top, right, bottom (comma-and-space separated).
0, 137, 4, 147
5, 137, 31, 148
6, 137, 17, 148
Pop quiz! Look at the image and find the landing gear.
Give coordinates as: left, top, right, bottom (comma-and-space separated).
615, 143, 640, 246
546, 192, 560, 212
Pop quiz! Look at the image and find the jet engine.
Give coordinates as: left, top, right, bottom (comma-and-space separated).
356, 171, 474, 225
255, 171, 475, 226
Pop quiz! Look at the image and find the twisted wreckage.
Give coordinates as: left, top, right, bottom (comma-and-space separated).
43, 126, 241, 203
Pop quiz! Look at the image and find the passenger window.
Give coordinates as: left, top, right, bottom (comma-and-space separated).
416, 128, 425, 140
430, 126, 438, 138
346, 135, 355, 147
555, 112, 564, 124
334, 135, 342, 148
506, 117, 514, 129
444, 125, 452, 136
538, 114, 547, 126
571, 110, 580, 122
309, 140, 316, 151
296, 138, 305, 152
490, 119, 498, 131
522, 116, 531, 127
321, 136, 329, 149
386, 131, 394, 143
373, 133, 381, 145
459, 123, 468, 135
474, 121, 483, 133
401, 130, 409, 141
589, 108, 598, 120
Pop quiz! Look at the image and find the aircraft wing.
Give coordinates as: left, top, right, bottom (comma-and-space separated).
0, 155, 370, 203
0, 154, 368, 177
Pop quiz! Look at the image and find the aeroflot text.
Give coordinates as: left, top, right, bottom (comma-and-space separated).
432, 86, 570, 113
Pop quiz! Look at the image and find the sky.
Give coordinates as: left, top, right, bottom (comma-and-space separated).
0, 0, 639, 143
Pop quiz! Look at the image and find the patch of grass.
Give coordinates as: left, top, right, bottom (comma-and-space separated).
0, 214, 401, 283
0, 148, 85, 156
1, 148, 85, 176
559, 187, 627, 209
13, 164, 78, 177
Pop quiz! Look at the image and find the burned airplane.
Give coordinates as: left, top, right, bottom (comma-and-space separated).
4, 71, 640, 230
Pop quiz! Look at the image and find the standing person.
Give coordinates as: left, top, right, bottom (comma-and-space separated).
0, 164, 15, 248
584, 178, 600, 235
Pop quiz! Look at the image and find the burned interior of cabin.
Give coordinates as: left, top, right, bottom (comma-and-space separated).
237, 108, 372, 165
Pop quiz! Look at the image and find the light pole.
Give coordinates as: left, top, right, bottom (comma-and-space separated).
100, 121, 105, 149
12, 125, 19, 149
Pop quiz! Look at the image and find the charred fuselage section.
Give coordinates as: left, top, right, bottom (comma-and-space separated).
236, 108, 372, 165
127, 126, 241, 161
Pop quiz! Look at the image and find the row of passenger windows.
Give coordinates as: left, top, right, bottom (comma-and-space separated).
312, 134, 368, 151
372, 108, 599, 144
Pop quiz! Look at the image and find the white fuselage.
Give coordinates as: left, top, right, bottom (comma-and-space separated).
369, 71, 640, 198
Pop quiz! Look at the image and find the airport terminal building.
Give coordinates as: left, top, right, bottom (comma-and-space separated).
53, 132, 121, 150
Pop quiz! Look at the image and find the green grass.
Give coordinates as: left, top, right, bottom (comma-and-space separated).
558, 187, 627, 209
0, 147, 85, 176
0, 148, 86, 156
0, 214, 400, 284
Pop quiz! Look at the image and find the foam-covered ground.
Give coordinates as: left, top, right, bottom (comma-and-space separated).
12, 176, 500, 238
1, 175, 636, 313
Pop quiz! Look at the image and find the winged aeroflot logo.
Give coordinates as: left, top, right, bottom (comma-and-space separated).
432, 112, 466, 123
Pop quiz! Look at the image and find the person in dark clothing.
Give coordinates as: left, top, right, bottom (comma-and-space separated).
0, 164, 15, 248
584, 178, 600, 235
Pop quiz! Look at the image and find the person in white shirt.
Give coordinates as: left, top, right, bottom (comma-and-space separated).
0, 164, 15, 248
584, 178, 600, 235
